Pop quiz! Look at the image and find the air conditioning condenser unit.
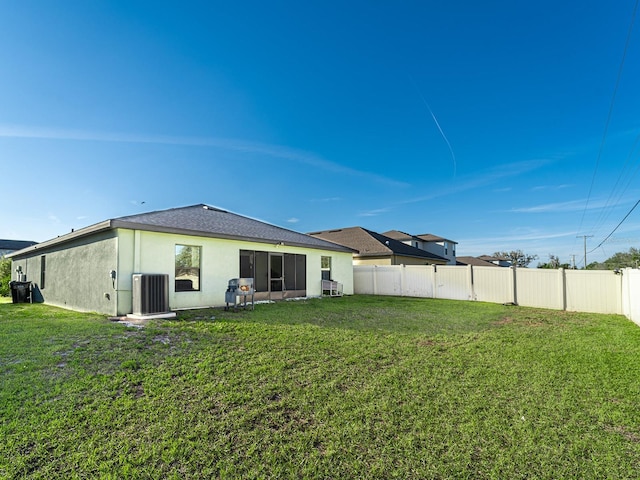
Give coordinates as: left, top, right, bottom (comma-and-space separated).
132, 273, 170, 316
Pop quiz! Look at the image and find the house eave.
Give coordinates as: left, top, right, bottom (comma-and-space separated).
8, 216, 354, 260
6, 220, 114, 258
109, 220, 353, 253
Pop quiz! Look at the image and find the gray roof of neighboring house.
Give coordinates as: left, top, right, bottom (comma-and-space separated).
382, 230, 458, 245
456, 256, 500, 267
416, 233, 458, 244
381, 230, 418, 242
8, 204, 354, 258
478, 255, 510, 262
0, 239, 37, 252
307, 227, 448, 262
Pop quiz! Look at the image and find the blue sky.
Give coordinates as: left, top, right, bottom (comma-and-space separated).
2, 1, 640, 267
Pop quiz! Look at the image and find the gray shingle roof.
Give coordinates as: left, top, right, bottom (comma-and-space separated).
8, 204, 353, 257
382, 230, 457, 245
456, 256, 500, 267
381, 230, 418, 242
113, 204, 352, 252
416, 233, 457, 244
0, 239, 37, 251
308, 226, 448, 262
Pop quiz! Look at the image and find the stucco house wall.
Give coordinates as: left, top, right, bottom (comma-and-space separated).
12, 231, 120, 315
114, 229, 353, 315
354, 257, 392, 266
9, 205, 354, 316
420, 242, 456, 265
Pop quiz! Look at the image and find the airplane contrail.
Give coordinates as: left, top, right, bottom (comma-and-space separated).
408, 75, 457, 178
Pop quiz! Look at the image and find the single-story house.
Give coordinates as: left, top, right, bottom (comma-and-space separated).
307, 226, 448, 266
477, 255, 512, 267
382, 230, 458, 265
7, 204, 355, 316
0, 239, 37, 257
456, 256, 501, 267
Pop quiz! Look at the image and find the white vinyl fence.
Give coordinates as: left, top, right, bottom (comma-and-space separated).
354, 265, 640, 325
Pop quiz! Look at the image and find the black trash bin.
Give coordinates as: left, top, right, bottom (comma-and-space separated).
10, 281, 31, 304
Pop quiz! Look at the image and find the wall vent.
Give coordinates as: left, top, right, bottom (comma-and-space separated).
132, 274, 169, 315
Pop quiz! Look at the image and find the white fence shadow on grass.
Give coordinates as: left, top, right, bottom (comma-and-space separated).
354, 265, 640, 325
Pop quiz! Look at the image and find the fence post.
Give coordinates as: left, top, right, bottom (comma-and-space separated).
510, 266, 517, 305
559, 268, 567, 311
401, 264, 406, 296
372, 265, 377, 295
467, 264, 474, 301
432, 264, 438, 299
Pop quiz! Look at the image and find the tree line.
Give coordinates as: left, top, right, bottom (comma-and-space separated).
493, 248, 640, 270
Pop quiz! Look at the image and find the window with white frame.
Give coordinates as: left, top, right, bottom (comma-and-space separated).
321, 256, 332, 280
175, 245, 201, 291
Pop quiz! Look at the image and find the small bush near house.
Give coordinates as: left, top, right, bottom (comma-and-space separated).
0, 257, 11, 297
2, 296, 640, 479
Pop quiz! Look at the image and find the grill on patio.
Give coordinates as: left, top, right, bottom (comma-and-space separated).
224, 277, 255, 311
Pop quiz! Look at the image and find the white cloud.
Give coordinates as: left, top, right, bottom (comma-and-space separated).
509, 196, 634, 214
287, 217, 300, 224
400, 158, 553, 205
358, 208, 391, 217
0, 124, 408, 188
530, 184, 574, 192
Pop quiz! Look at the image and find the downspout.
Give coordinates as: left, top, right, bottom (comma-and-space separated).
134, 230, 141, 273
559, 268, 567, 311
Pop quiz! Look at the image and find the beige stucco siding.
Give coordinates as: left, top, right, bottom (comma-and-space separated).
11, 228, 353, 316
323, 251, 354, 294
115, 229, 354, 313
354, 257, 393, 266
393, 255, 448, 266
115, 229, 135, 315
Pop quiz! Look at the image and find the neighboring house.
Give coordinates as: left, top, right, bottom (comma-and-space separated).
307, 227, 449, 266
7, 204, 355, 316
477, 255, 512, 267
456, 256, 501, 267
0, 239, 37, 258
382, 230, 457, 265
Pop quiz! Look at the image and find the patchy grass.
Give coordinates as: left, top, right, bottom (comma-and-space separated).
2, 296, 640, 478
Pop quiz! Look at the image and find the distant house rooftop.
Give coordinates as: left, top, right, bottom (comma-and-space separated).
382, 230, 458, 245
456, 256, 500, 267
416, 233, 458, 244
477, 255, 512, 267
382, 230, 418, 242
0, 239, 37, 256
308, 226, 448, 263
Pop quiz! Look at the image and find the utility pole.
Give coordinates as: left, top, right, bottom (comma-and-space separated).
576, 235, 594, 268
570, 254, 576, 269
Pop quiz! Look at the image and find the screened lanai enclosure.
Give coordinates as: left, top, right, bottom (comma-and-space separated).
240, 249, 307, 301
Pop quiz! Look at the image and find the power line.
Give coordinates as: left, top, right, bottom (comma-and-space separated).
589, 132, 640, 236
588, 198, 640, 254
577, 0, 639, 237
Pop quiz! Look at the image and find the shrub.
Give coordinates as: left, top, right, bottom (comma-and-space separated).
0, 257, 11, 297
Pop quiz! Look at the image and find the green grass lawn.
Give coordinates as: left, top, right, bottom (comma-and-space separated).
2, 295, 640, 479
